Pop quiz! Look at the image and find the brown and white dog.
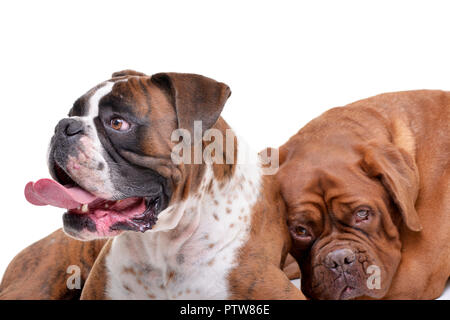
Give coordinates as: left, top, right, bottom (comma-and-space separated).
279, 90, 450, 299
0, 70, 304, 300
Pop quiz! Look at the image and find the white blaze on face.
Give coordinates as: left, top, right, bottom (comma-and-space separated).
65, 81, 118, 199
87, 81, 115, 117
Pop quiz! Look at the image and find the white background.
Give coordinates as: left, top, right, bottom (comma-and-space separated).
0, 0, 448, 299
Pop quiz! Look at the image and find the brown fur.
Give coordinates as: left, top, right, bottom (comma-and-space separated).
229, 175, 305, 299
79, 240, 112, 299
280, 90, 450, 299
0, 229, 106, 299
113, 72, 235, 204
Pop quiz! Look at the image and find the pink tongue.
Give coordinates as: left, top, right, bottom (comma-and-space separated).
24, 179, 97, 209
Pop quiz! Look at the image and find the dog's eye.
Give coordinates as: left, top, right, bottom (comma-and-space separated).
290, 224, 313, 247
295, 226, 309, 237
355, 208, 370, 222
110, 117, 130, 131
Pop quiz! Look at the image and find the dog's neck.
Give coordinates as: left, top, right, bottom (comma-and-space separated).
151, 132, 261, 229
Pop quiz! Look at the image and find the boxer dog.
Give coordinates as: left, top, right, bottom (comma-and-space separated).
0, 70, 304, 300
279, 90, 449, 299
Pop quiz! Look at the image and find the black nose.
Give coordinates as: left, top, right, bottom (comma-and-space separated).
325, 248, 356, 269
56, 118, 84, 137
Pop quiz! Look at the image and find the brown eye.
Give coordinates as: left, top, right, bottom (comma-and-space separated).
110, 117, 130, 131
355, 208, 370, 222
295, 226, 308, 237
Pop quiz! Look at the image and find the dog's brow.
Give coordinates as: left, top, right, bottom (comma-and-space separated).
289, 201, 318, 212
98, 98, 143, 124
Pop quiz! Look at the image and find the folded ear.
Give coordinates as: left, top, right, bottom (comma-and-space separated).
359, 141, 422, 232
150, 72, 231, 134
112, 70, 147, 78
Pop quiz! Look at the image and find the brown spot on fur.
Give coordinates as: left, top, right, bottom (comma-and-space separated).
123, 284, 133, 293
122, 267, 136, 275
230, 223, 235, 228
208, 259, 215, 266
213, 213, 219, 221
147, 293, 156, 299
226, 208, 231, 214
208, 243, 215, 249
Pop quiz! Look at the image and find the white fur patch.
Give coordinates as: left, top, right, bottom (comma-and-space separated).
104, 139, 263, 299
88, 82, 115, 118
68, 82, 117, 198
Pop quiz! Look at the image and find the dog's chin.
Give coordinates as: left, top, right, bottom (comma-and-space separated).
305, 282, 386, 300
304, 265, 390, 300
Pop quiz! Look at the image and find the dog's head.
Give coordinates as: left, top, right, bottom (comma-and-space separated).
25, 70, 231, 240
277, 116, 421, 300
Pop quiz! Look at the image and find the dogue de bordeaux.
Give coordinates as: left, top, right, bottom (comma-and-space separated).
280, 90, 449, 299
0, 70, 304, 300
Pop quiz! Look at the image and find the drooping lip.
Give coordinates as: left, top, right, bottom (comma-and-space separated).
338, 285, 365, 300
64, 196, 161, 235
339, 286, 354, 299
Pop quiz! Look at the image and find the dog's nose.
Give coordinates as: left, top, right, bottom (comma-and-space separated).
56, 118, 84, 137
325, 248, 356, 269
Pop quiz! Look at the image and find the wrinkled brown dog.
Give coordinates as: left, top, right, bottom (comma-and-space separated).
279, 90, 449, 299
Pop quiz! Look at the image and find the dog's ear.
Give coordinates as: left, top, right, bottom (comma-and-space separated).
112, 70, 147, 78
150, 72, 231, 134
359, 141, 422, 232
